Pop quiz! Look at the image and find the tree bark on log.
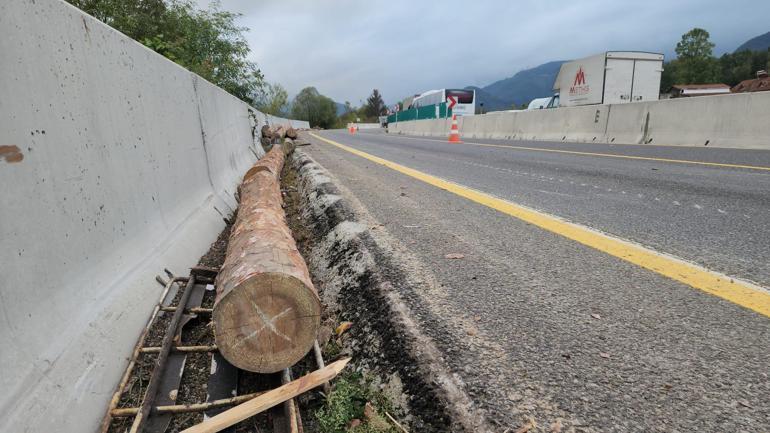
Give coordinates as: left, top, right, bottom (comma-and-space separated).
260, 124, 273, 139
214, 144, 320, 373
271, 126, 287, 140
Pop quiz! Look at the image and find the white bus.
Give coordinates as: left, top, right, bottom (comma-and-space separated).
411, 88, 476, 116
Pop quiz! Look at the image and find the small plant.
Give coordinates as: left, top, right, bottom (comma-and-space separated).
315, 371, 397, 433
324, 338, 343, 359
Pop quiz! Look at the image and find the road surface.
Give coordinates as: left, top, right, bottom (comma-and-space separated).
302, 129, 770, 432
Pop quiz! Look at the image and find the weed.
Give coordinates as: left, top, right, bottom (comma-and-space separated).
315, 371, 397, 433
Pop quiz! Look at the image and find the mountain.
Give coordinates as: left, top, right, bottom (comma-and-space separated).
335, 102, 349, 116
734, 31, 770, 53
479, 60, 566, 110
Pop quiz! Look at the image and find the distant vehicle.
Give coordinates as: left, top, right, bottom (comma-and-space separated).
527, 94, 559, 110
553, 51, 664, 107
412, 88, 476, 116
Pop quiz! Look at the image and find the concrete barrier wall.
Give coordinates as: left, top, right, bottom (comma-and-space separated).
355, 123, 382, 130
0, 1, 307, 432
626, 92, 770, 148
390, 91, 770, 149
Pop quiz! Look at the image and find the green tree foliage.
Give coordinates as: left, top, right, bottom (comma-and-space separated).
676, 28, 715, 59
68, 0, 167, 42
660, 60, 679, 91
670, 28, 720, 84
661, 28, 770, 92
335, 101, 359, 128
255, 82, 289, 116
66, 0, 265, 104
719, 49, 770, 86
363, 89, 387, 120
291, 87, 338, 129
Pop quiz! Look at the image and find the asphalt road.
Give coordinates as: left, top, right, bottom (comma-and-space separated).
303, 130, 770, 432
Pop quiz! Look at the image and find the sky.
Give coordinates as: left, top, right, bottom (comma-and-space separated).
196, 0, 770, 105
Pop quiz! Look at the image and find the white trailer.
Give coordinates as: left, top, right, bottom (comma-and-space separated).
553, 51, 664, 107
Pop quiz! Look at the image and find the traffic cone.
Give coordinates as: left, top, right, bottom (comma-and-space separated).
448, 115, 462, 143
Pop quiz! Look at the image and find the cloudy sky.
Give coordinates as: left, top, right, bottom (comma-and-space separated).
197, 0, 769, 105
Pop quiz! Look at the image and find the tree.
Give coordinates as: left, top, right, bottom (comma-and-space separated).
719, 49, 770, 86
68, 0, 167, 42
291, 87, 337, 129
255, 83, 288, 116
673, 28, 720, 84
335, 101, 358, 128
66, 0, 266, 105
676, 28, 715, 60
660, 59, 679, 92
363, 89, 386, 120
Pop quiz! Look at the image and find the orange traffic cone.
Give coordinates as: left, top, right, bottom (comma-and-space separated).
448, 115, 462, 143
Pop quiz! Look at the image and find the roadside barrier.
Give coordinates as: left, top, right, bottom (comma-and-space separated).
390, 91, 770, 149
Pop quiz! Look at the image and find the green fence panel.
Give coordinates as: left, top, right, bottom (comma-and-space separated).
388, 103, 451, 124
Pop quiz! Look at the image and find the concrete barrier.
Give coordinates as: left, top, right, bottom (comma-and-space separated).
389, 91, 770, 150
355, 123, 381, 130
0, 1, 307, 432
635, 92, 770, 149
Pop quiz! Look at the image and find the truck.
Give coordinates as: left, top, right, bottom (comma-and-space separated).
553, 51, 664, 107
527, 94, 559, 110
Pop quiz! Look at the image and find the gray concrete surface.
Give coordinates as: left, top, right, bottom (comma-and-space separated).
390, 90, 770, 149
0, 1, 306, 431
303, 130, 770, 432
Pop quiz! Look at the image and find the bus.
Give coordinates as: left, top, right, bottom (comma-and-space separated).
411, 88, 476, 116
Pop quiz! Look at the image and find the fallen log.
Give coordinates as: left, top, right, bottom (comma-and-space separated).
285, 127, 298, 140
181, 358, 351, 433
214, 144, 321, 373
260, 124, 273, 139
271, 125, 287, 140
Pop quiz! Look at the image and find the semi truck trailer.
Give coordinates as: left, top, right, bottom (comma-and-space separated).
553, 51, 664, 107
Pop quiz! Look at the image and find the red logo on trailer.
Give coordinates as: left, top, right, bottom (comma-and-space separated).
573, 67, 586, 86
570, 66, 590, 96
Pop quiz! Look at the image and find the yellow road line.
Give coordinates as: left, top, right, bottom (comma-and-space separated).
385, 133, 770, 172
310, 132, 770, 319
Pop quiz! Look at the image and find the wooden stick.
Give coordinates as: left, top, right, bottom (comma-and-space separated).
129, 276, 197, 433
98, 276, 185, 433
139, 345, 217, 354
386, 412, 409, 433
181, 358, 351, 433
313, 340, 331, 395
281, 369, 299, 433
110, 392, 265, 417
160, 306, 213, 314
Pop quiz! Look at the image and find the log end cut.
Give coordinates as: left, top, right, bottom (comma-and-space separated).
214, 273, 321, 373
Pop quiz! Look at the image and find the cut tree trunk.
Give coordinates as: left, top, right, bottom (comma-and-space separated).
260, 124, 273, 139
214, 144, 320, 373
271, 126, 287, 140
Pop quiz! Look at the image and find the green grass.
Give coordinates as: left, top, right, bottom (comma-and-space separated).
324, 338, 343, 359
315, 371, 397, 433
